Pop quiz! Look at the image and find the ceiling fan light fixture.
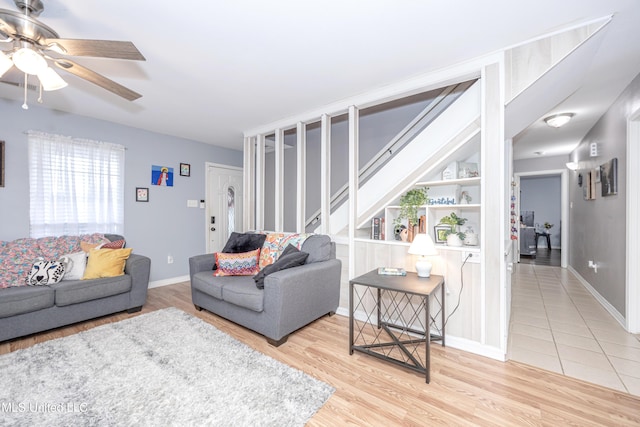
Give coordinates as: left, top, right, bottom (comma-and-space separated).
37, 66, 67, 91
0, 51, 13, 77
544, 113, 574, 128
12, 47, 47, 75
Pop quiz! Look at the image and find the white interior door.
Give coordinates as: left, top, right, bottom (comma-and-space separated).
206, 164, 243, 253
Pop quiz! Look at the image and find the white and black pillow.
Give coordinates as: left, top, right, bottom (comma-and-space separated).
26, 258, 68, 286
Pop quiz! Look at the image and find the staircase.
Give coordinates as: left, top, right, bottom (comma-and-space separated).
307, 79, 482, 234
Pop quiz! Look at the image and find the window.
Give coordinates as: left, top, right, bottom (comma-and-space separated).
227, 186, 235, 239
28, 131, 125, 238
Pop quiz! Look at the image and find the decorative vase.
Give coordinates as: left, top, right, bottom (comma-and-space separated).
394, 224, 406, 241
464, 233, 479, 246
446, 234, 463, 247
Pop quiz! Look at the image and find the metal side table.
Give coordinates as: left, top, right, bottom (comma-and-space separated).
349, 270, 445, 383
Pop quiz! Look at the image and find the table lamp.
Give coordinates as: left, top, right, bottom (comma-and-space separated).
408, 233, 438, 277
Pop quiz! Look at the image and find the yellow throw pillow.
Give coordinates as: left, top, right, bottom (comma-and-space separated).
82, 248, 133, 279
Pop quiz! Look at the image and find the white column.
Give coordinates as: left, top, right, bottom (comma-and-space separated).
481, 60, 506, 353
348, 106, 359, 279
274, 128, 284, 232
320, 114, 331, 234
255, 134, 265, 231
243, 136, 255, 231
296, 122, 307, 233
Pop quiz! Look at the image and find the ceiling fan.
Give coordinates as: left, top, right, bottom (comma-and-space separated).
0, 0, 145, 107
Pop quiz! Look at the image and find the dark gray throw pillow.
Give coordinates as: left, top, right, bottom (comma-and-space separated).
222, 232, 266, 253
213, 232, 266, 270
253, 245, 309, 289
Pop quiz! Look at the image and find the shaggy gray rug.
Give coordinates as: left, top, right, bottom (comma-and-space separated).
0, 308, 334, 426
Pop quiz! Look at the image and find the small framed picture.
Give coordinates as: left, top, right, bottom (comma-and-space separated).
180, 163, 191, 177
434, 225, 450, 244
136, 187, 149, 202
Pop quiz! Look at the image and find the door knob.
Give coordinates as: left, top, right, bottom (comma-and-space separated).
210, 227, 216, 231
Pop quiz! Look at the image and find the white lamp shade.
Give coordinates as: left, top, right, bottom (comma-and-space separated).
12, 47, 48, 75
0, 51, 13, 78
38, 67, 68, 91
408, 233, 438, 278
408, 233, 438, 256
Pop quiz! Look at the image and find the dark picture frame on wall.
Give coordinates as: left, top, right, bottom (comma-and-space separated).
136, 187, 149, 202
0, 141, 4, 188
180, 163, 190, 177
600, 158, 618, 197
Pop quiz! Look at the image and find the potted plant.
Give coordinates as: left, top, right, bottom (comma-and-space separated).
439, 212, 467, 246
394, 187, 429, 242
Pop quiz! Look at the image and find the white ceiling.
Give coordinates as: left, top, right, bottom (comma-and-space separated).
1, 0, 640, 158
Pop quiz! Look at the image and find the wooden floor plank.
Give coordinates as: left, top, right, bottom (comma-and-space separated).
2, 281, 639, 426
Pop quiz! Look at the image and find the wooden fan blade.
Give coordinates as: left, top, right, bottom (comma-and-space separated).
54, 59, 142, 101
44, 39, 145, 61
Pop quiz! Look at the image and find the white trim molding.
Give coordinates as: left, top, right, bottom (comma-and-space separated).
627, 111, 640, 333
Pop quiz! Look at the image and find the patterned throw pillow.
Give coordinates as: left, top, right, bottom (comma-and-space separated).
214, 249, 261, 277
100, 239, 126, 249
80, 238, 125, 252
258, 233, 286, 269
26, 258, 68, 286
258, 233, 313, 269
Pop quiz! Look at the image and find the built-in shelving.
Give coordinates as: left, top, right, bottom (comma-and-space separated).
362, 141, 482, 253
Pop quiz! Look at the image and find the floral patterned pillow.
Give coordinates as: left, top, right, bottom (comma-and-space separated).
257, 233, 314, 269
258, 233, 286, 269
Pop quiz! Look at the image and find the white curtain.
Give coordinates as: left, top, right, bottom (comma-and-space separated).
28, 131, 125, 238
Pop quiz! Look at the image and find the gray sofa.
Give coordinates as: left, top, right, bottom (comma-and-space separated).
189, 234, 341, 346
0, 234, 151, 342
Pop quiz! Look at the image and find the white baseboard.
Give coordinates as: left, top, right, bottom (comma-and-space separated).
567, 265, 626, 328
335, 307, 506, 362
149, 275, 190, 289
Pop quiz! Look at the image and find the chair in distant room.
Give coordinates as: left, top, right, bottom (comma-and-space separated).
519, 211, 537, 257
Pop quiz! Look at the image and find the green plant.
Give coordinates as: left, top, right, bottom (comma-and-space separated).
394, 187, 429, 227
543, 222, 554, 230
439, 212, 467, 240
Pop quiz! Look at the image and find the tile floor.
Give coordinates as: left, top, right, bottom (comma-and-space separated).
508, 262, 640, 396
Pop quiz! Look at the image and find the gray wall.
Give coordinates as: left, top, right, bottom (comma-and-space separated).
520, 176, 561, 247
0, 99, 243, 283
514, 155, 568, 173
568, 72, 640, 316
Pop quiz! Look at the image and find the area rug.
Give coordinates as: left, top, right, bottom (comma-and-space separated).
0, 308, 334, 426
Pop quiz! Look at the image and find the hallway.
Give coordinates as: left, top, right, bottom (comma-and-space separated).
508, 263, 640, 396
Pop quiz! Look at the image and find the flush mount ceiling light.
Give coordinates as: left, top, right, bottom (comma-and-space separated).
544, 113, 575, 128
0, 0, 145, 109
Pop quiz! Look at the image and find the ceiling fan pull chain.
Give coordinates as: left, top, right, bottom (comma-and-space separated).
22, 72, 28, 110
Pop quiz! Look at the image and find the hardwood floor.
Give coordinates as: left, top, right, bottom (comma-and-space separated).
2, 282, 640, 426
519, 247, 561, 267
